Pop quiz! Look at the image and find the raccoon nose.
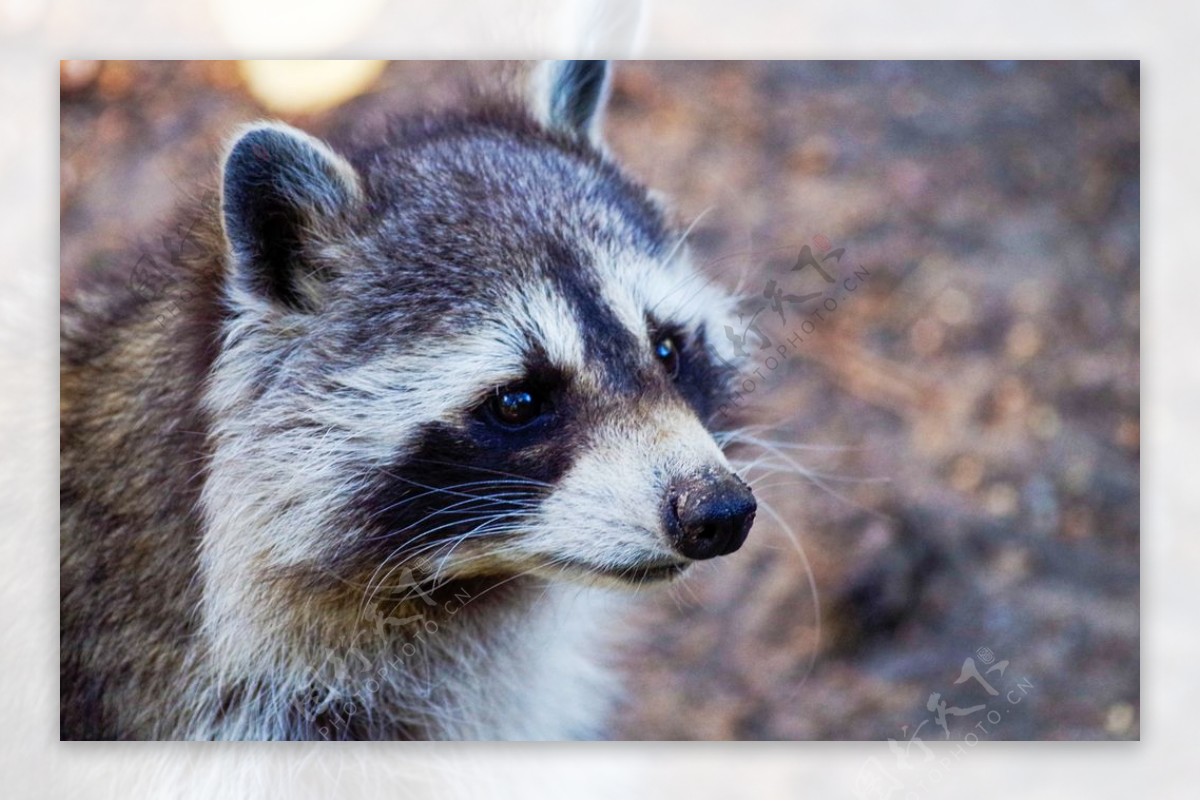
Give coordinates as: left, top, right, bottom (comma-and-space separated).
665, 471, 757, 560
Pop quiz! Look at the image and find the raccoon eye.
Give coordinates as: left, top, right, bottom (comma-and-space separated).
488, 386, 545, 428
654, 334, 681, 379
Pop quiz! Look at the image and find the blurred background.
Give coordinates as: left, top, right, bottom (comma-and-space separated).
60, 60, 1139, 741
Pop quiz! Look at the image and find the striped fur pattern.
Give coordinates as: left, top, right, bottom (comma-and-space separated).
60, 61, 749, 740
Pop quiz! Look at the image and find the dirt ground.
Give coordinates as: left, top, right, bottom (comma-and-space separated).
60, 60, 1139, 741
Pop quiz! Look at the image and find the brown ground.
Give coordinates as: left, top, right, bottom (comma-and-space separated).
60, 60, 1139, 741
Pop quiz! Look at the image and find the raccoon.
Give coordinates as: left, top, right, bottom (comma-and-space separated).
60, 60, 755, 740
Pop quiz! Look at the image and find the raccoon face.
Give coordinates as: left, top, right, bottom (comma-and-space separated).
214, 62, 754, 592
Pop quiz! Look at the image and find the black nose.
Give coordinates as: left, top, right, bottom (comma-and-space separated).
665, 471, 757, 560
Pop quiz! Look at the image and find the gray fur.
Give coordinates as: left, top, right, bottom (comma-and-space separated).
60, 61, 750, 740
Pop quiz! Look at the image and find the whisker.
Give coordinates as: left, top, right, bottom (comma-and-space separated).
730, 437, 893, 521
399, 458, 555, 487
755, 496, 821, 691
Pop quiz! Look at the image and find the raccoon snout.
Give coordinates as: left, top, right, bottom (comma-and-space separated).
664, 471, 757, 560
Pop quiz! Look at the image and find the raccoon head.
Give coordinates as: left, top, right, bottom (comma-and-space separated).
210, 61, 754, 599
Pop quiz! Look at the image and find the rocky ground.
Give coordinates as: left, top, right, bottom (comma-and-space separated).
61, 60, 1139, 741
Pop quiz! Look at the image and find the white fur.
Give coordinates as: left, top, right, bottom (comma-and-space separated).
181, 68, 748, 740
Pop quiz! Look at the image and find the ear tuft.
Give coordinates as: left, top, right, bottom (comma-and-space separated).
220, 122, 360, 311
530, 60, 611, 145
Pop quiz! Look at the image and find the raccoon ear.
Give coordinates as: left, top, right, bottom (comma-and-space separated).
530, 60, 611, 144
220, 122, 360, 311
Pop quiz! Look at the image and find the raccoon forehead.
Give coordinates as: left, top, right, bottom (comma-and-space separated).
360, 124, 672, 264
494, 279, 590, 370
329, 255, 715, 399
587, 243, 738, 341
329, 285, 587, 406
